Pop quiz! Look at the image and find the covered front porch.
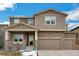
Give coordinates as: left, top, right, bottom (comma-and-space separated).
4, 23, 38, 51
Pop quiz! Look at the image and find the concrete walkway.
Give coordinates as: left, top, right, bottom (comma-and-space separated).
38, 50, 79, 56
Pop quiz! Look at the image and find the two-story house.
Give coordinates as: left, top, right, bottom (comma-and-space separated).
0, 9, 77, 50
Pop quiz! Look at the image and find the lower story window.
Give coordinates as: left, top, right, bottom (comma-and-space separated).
14, 39, 18, 41
14, 34, 23, 42
19, 39, 22, 41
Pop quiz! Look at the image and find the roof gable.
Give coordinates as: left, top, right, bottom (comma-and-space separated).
34, 9, 68, 16
3, 22, 38, 30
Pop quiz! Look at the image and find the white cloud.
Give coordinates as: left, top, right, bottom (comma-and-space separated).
0, 3, 16, 11
65, 7, 79, 30
0, 21, 9, 25
65, 7, 79, 20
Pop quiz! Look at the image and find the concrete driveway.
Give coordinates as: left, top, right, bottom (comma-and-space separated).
38, 50, 79, 56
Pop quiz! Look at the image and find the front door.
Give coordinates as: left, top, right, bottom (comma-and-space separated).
28, 34, 34, 46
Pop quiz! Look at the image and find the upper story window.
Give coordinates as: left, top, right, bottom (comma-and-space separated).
45, 16, 56, 25
14, 19, 20, 24
28, 19, 33, 25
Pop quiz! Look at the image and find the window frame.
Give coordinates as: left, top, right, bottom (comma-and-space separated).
14, 19, 20, 24
45, 16, 56, 25
28, 19, 33, 25
13, 34, 23, 44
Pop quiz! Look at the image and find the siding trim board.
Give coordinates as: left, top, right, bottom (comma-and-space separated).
39, 29, 66, 31
7, 29, 37, 31
39, 37, 62, 39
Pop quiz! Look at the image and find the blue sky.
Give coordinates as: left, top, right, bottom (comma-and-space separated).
0, 3, 78, 22
0, 3, 79, 30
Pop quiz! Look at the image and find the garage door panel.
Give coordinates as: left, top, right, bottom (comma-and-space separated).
38, 39, 60, 50
62, 40, 73, 49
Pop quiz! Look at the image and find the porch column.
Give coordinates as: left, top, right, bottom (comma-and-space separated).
5, 30, 9, 40
5, 30, 9, 50
35, 30, 38, 50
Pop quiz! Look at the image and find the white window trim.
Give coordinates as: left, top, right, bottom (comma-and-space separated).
45, 16, 56, 25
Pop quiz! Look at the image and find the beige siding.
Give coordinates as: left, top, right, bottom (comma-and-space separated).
35, 11, 66, 30
65, 33, 76, 38
38, 31, 64, 38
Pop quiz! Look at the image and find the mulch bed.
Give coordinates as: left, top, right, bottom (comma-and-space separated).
0, 50, 21, 56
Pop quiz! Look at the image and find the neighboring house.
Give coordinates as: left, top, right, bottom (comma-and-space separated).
70, 26, 79, 48
70, 26, 79, 33
0, 9, 77, 50
0, 24, 8, 49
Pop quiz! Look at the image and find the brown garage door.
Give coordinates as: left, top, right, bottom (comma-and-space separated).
38, 39, 61, 50
62, 39, 73, 49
